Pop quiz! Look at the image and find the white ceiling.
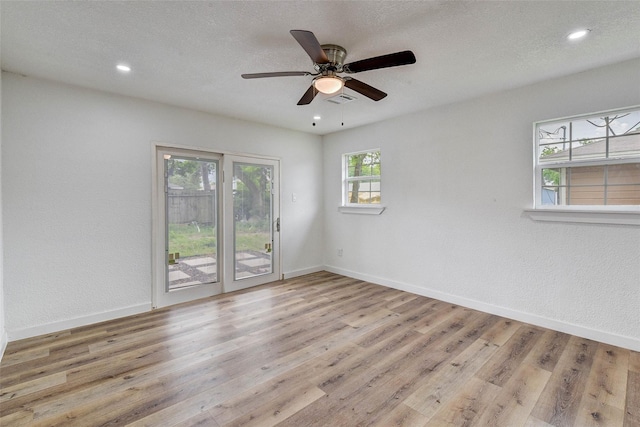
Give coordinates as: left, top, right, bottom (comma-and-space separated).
2, 1, 640, 135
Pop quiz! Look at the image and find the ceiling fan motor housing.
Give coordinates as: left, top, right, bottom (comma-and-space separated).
317, 44, 347, 71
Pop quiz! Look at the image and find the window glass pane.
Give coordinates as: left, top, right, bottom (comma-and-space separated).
609, 134, 640, 159
347, 153, 368, 178
568, 185, 604, 205
570, 139, 605, 161
607, 163, 640, 185
609, 110, 640, 136
541, 186, 559, 205
569, 166, 604, 186
348, 179, 380, 204
539, 144, 569, 163
367, 152, 380, 175
567, 166, 605, 205
348, 152, 381, 178
607, 184, 640, 205
538, 122, 570, 144
542, 168, 562, 186
571, 117, 605, 141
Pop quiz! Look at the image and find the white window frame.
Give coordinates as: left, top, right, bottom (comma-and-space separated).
527, 106, 640, 226
339, 149, 385, 215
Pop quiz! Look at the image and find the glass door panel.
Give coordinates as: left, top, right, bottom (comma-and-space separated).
166, 156, 219, 290
224, 155, 280, 292
233, 162, 273, 280
154, 147, 222, 308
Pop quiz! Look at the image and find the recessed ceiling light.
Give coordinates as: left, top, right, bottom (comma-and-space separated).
116, 64, 131, 72
567, 29, 589, 40
313, 115, 321, 120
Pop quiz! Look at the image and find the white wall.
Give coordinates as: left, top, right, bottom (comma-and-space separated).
323, 58, 640, 351
2, 72, 323, 340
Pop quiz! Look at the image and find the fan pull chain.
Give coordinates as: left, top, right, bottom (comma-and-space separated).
341, 86, 345, 126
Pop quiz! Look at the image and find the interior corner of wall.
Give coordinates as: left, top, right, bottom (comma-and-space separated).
0, 330, 8, 361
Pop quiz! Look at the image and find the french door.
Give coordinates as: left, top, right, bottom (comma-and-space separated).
223, 155, 280, 292
153, 147, 280, 308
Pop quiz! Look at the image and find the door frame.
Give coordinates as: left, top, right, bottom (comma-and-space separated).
151, 143, 281, 308
152, 145, 223, 308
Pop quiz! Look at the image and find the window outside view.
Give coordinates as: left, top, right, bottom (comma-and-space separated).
537, 108, 640, 207
345, 150, 381, 205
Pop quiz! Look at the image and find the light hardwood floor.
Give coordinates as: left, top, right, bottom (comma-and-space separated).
1, 272, 639, 426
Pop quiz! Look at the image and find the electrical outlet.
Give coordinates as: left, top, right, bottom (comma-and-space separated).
337, 248, 343, 257
292, 192, 298, 202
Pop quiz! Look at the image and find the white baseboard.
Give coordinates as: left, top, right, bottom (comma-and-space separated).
283, 265, 324, 280
4, 266, 321, 343
7, 303, 152, 342
7, 268, 638, 353
324, 265, 640, 352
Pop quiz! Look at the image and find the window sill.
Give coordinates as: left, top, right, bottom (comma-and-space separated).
524, 208, 640, 226
338, 206, 385, 215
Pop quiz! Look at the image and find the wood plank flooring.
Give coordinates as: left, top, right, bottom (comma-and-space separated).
1, 271, 639, 426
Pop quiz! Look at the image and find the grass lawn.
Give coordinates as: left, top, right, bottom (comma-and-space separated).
168, 222, 270, 258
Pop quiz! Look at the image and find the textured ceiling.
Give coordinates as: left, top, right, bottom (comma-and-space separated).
2, 1, 640, 135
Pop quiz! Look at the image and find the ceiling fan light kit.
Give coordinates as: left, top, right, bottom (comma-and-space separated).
314, 76, 344, 94
241, 29, 416, 105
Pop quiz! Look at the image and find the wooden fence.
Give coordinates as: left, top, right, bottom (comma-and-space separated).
168, 189, 216, 225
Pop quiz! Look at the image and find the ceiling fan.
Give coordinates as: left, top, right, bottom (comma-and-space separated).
241, 30, 416, 105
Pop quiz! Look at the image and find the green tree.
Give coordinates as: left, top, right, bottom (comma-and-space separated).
234, 165, 271, 221
540, 147, 560, 185
349, 153, 366, 203
167, 159, 214, 190
348, 151, 380, 203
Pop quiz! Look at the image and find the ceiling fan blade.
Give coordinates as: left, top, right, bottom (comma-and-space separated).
344, 50, 416, 74
297, 85, 318, 105
290, 30, 330, 64
344, 78, 387, 101
242, 71, 311, 79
